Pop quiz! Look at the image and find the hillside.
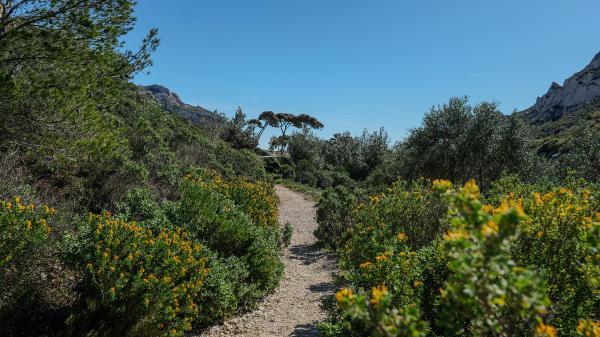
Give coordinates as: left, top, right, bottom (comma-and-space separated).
140, 84, 226, 126
519, 52, 600, 155
527, 100, 600, 155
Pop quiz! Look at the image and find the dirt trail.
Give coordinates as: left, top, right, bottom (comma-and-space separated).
198, 185, 336, 337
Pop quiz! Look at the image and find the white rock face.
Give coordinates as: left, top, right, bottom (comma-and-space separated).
528, 52, 600, 121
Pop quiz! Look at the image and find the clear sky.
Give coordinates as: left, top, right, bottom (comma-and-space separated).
125, 0, 600, 146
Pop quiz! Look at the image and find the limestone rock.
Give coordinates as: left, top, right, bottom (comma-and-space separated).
525, 52, 600, 122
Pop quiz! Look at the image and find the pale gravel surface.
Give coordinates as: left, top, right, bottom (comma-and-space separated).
197, 185, 336, 337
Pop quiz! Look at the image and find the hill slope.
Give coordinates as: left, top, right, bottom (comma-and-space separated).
140, 84, 226, 125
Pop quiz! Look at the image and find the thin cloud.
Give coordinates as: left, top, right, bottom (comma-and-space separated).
467, 73, 493, 77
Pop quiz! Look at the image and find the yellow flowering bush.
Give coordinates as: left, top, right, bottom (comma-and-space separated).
334, 285, 429, 337
513, 188, 600, 335
0, 196, 53, 267
338, 179, 447, 283
322, 180, 600, 337
184, 169, 278, 229
435, 180, 551, 336
65, 212, 209, 337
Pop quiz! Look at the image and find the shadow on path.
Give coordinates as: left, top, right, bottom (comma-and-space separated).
309, 281, 336, 294
290, 323, 319, 337
288, 243, 329, 265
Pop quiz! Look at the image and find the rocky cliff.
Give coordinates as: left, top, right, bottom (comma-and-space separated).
139, 85, 225, 125
524, 52, 600, 123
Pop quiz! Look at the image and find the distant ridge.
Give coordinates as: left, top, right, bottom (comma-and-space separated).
139, 84, 225, 125
523, 52, 600, 123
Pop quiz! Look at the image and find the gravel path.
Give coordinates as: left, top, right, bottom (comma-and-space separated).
198, 185, 336, 337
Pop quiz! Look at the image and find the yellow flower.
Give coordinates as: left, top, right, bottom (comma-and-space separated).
376, 252, 389, 262
396, 232, 407, 242
432, 179, 452, 192
463, 179, 480, 198
335, 288, 354, 303
413, 280, 423, 287
535, 322, 557, 337
533, 192, 543, 205
26, 220, 32, 230
557, 187, 573, 196
359, 261, 373, 269
492, 296, 506, 306
481, 220, 499, 237
482, 204, 494, 213
443, 229, 469, 241
370, 284, 388, 306
577, 319, 600, 337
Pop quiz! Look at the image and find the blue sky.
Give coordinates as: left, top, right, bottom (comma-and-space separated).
126, 0, 600, 146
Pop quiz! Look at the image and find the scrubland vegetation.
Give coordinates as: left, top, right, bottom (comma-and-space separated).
315, 178, 599, 337
259, 84, 599, 337
285, 97, 600, 337
0, 1, 281, 336
1, 1, 598, 337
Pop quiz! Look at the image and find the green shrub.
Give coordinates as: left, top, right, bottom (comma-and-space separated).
193, 253, 247, 327
64, 212, 209, 337
116, 186, 162, 222
176, 176, 283, 302
314, 186, 359, 249
340, 179, 447, 268
279, 163, 296, 180
296, 168, 319, 187
263, 157, 295, 180
281, 222, 293, 247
